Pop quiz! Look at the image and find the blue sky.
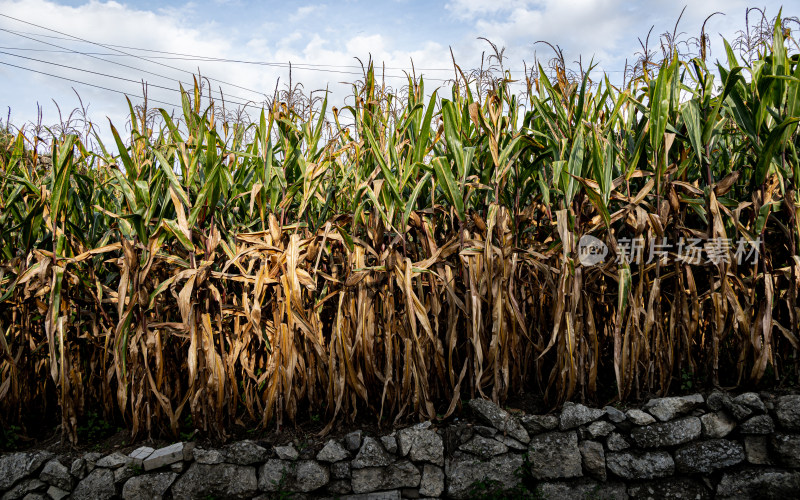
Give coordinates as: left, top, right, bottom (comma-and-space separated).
0, 0, 792, 143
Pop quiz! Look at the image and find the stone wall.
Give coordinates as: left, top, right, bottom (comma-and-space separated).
2, 391, 800, 499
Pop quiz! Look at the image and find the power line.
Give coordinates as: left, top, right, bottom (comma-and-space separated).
0, 59, 182, 108
0, 14, 632, 96
1, 26, 634, 75
0, 15, 456, 88
0, 48, 273, 111
0, 14, 279, 100
0, 27, 272, 105
0, 13, 629, 98
0, 25, 467, 107
0, 27, 458, 72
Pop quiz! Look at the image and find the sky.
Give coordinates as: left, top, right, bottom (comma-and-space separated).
0, 0, 792, 147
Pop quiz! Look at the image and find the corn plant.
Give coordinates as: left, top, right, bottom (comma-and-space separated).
0, 15, 799, 443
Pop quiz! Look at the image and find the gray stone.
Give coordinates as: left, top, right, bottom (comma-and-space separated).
605, 406, 627, 423
473, 425, 497, 438
351, 460, 420, 494
274, 444, 299, 461
627, 478, 710, 499
331, 461, 351, 479
722, 395, 753, 421
606, 451, 674, 480
327, 479, 352, 495
170, 462, 184, 473
70, 458, 86, 479
770, 433, 800, 467
445, 452, 523, 499
643, 394, 704, 422
467, 399, 530, 443
397, 424, 444, 465
674, 439, 745, 473
458, 435, 507, 458
352, 437, 394, 468
143, 443, 184, 471
292, 460, 330, 492
580, 440, 606, 481
761, 392, 776, 411
716, 468, 800, 498
344, 430, 363, 451
706, 390, 725, 411
607, 432, 631, 451
576, 425, 594, 440
496, 435, 527, 451
630, 417, 702, 448
455, 425, 474, 445
700, 411, 736, 438
193, 447, 225, 464
588, 420, 615, 438
419, 464, 444, 497
121, 472, 177, 500
740, 414, 774, 434
775, 395, 800, 431
72, 468, 115, 500
114, 463, 139, 484
258, 459, 291, 491
380, 435, 397, 454
520, 414, 559, 434
95, 452, 131, 469
733, 392, 766, 413
0, 452, 54, 491
1, 478, 47, 500
182, 442, 195, 460
317, 439, 349, 462
223, 440, 267, 465
626, 409, 656, 426
45, 486, 69, 500
82, 453, 101, 473
528, 431, 582, 480
744, 436, 772, 465
172, 463, 257, 499
39, 460, 73, 491
538, 480, 627, 499
128, 446, 154, 468
560, 402, 606, 430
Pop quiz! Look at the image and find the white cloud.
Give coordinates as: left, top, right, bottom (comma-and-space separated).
446, 0, 531, 19
290, 5, 322, 22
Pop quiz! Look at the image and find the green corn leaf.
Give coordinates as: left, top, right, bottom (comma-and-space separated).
50, 135, 77, 225
431, 156, 465, 221
403, 171, 431, 229
754, 117, 800, 185
681, 99, 704, 165
565, 128, 585, 205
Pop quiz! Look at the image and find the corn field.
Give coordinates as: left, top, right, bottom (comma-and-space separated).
1, 15, 800, 444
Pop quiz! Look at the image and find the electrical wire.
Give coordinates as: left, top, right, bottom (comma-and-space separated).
0, 59, 182, 108
0, 14, 282, 99
0, 27, 272, 104
0, 14, 456, 87
0, 49, 290, 112
0, 26, 459, 72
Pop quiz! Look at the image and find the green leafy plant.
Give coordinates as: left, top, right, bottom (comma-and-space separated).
0, 424, 21, 450
77, 411, 117, 443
